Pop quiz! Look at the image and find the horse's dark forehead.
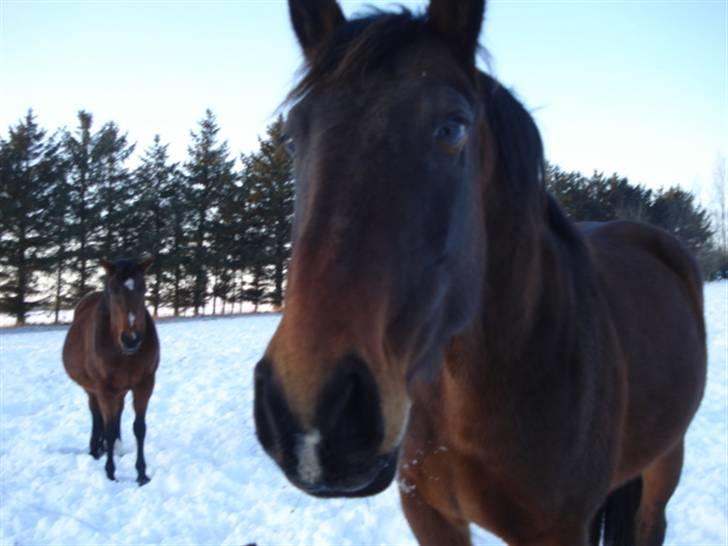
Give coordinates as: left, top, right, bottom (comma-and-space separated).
112, 260, 141, 282
288, 44, 478, 148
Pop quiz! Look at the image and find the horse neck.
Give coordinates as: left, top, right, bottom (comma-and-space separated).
455, 191, 588, 384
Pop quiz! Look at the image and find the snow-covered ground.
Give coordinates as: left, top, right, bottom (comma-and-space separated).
0, 302, 272, 328
1, 282, 726, 545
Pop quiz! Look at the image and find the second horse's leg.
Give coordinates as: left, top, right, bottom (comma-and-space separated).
88, 392, 104, 459
132, 376, 155, 486
98, 391, 124, 481
111, 398, 124, 454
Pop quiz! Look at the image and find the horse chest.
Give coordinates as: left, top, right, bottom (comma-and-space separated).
405, 441, 575, 542
91, 355, 147, 391
403, 387, 605, 541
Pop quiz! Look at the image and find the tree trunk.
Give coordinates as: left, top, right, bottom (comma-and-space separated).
173, 266, 181, 317
54, 260, 63, 324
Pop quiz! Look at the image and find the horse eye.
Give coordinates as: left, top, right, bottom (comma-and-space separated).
434, 120, 468, 148
282, 134, 296, 157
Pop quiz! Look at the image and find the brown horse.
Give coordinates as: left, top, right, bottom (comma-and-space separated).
253, 1, 707, 544
63, 256, 159, 485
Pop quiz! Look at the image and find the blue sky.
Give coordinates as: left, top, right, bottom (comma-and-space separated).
1, 0, 726, 200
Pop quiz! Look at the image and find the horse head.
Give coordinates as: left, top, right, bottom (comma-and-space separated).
254, 0, 490, 497
100, 256, 154, 355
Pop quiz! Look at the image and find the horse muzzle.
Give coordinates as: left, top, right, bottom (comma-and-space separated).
253, 355, 400, 498
119, 332, 143, 354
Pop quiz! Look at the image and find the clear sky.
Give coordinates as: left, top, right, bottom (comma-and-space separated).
1, 0, 726, 201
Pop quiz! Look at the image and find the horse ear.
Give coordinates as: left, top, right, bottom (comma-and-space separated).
427, 0, 485, 65
100, 259, 115, 276
137, 255, 154, 275
288, 0, 345, 59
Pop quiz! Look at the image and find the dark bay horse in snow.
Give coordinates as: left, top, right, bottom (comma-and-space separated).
63, 257, 159, 485
253, 1, 707, 544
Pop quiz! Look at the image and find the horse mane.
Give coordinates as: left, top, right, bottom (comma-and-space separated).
475, 73, 547, 216
478, 72, 592, 258
475, 71, 595, 355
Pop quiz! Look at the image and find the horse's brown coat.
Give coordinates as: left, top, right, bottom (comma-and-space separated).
63, 258, 159, 485
254, 1, 707, 544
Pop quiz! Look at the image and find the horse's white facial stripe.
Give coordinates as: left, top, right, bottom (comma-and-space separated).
124, 278, 134, 291
128, 312, 136, 326
297, 430, 322, 484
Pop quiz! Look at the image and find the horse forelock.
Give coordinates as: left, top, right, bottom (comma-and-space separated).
103, 259, 144, 292
286, 7, 490, 107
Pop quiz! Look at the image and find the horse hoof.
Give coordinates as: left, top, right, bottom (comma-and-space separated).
90, 442, 106, 459
137, 475, 151, 486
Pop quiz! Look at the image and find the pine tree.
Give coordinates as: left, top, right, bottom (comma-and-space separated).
63, 112, 139, 300
92, 122, 135, 258
45, 172, 74, 323
647, 187, 713, 258
183, 110, 237, 315
0, 111, 63, 325
63, 111, 98, 299
210, 196, 238, 314
241, 116, 294, 308
133, 135, 180, 316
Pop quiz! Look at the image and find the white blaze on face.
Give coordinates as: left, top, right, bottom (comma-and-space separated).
128, 312, 136, 327
124, 278, 135, 291
297, 429, 322, 484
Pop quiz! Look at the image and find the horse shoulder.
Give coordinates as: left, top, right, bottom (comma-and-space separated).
144, 312, 160, 372
73, 292, 104, 319
63, 292, 104, 386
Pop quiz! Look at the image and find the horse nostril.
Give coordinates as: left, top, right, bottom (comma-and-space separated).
253, 360, 276, 452
317, 356, 384, 460
253, 358, 300, 464
120, 332, 141, 352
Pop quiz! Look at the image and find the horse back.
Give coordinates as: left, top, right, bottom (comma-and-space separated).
580, 220, 707, 484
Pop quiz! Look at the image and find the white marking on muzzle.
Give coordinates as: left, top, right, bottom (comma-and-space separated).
128, 312, 136, 326
297, 429, 322, 484
124, 278, 135, 291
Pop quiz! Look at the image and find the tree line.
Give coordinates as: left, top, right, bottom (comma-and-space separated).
1, 110, 724, 326
1, 109, 292, 325
545, 163, 725, 278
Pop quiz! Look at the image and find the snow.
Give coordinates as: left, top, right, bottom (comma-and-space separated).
1, 283, 726, 545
